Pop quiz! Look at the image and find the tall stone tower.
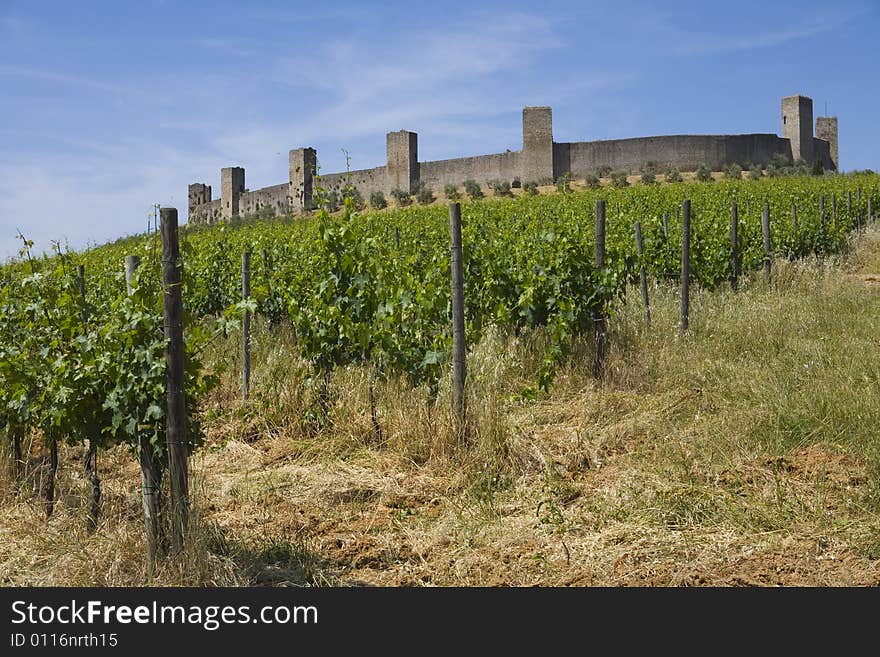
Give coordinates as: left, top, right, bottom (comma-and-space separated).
815, 116, 839, 171
386, 130, 419, 194
522, 106, 554, 182
289, 148, 317, 212
220, 166, 245, 220
781, 95, 814, 164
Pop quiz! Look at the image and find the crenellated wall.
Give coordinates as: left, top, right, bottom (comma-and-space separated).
188, 94, 839, 224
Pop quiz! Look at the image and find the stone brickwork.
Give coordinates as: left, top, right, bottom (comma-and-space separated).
386, 130, 419, 194
289, 148, 317, 212
782, 95, 814, 164
220, 167, 245, 220
815, 116, 839, 171
522, 106, 554, 182
187, 93, 840, 223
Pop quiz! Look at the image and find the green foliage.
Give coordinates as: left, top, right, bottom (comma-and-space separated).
3, 173, 876, 444
610, 172, 629, 188
556, 173, 572, 194
464, 179, 483, 200
748, 165, 763, 180
595, 165, 612, 178
511, 177, 522, 189
415, 185, 435, 205
342, 185, 365, 210
369, 191, 387, 209
724, 163, 742, 180
665, 167, 683, 183
443, 184, 460, 200
0, 235, 220, 477
584, 174, 601, 189
390, 188, 412, 207
812, 158, 825, 176
640, 171, 656, 185
490, 180, 513, 197
696, 164, 713, 182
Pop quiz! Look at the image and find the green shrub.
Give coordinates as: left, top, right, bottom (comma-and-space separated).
556, 173, 572, 194
323, 190, 340, 212
812, 158, 825, 176
770, 152, 790, 169
748, 165, 763, 180
665, 167, 682, 183
640, 171, 656, 185
443, 183, 460, 200
584, 173, 601, 189
724, 163, 742, 180
511, 177, 522, 189
790, 158, 811, 176
390, 188, 411, 206
464, 179, 483, 200
416, 185, 435, 205
523, 181, 539, 196
610, 171, 629, 188
595, 165, 612, 178
342, 185, 364, 209
696, 164, 713, 182
369, 191, 387, 209
490, 180, 513, 197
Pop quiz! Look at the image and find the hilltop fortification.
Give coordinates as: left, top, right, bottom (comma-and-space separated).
188, 94, 838, 223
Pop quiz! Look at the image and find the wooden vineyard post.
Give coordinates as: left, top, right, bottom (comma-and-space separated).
730, 201, 740, 292
125, 255, 141, 295
634, 221, 650, 327
662, 212, 669, 240
261, 248, 270, 291
76, 265, 101, 531
242, 250, 251, 401
449, 203, 467, 439
593, 199, 607, 377
792, 203, 797, 232
127, 254, 161, 572
762, 202, 772, 286
160, 207, 188, 555
680, 199, 691, 335
848, 191, 852, 227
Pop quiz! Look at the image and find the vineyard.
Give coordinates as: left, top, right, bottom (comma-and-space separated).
1, 172, 879, 582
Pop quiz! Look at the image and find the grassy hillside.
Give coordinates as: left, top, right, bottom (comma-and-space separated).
3, 223, 880, 586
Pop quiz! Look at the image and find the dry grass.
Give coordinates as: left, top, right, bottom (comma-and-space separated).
3, 230, 880, 586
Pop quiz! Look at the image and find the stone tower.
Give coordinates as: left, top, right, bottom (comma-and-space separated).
289, 148, 317, 212
386, 130, 419, 194
220, 166, 245, 220
781, 95, 814, 164
522, 106, 554, 182
815, 116, 839, 171
188, 183, 211, 219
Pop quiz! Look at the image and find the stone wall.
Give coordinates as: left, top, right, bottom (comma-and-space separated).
419, 151, 521, 188
237, 183, 289, 217
558, 134, 791, 175
318, 166, 387, 197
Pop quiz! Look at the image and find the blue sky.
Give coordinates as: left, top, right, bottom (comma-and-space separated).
1, 0, 878, 259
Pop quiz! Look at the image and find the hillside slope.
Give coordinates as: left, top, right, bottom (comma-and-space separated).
3, 227, 880, 586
